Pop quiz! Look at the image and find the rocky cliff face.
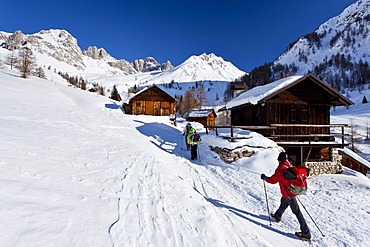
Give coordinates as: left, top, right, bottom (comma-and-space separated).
161, 60, 173, 71
0, 29, 87, 69
83, 46, 109, 60
108, 59, 138, 74
131, 57, 173, 72
0, 29, 173, 74
1, 30, 26, 49
28, 29, 86, 69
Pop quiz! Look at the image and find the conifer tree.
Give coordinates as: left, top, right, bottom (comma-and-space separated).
110, 85, 122, 101
98, 84, 105, 96
34, 67, 47, 79
80, 79, 87, 90
362, 96, 368, 104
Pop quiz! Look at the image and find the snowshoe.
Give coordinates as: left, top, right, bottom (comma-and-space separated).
295, 232, 312, 242
270, 213, 280, 223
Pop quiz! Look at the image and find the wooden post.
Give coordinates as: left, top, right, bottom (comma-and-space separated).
341, 126, 344, 146
231, 126, 234, 142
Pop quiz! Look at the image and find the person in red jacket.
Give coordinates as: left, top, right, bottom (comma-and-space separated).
261, 152, 311, 241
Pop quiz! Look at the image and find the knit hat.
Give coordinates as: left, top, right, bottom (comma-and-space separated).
277, 152, 287, 162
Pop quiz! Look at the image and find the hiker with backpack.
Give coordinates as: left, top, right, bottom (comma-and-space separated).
182, 123, 192, 150
260, 152, 312, 242
187, 127, 201, 160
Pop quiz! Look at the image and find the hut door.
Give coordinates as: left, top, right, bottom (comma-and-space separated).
154, 101, 161, 116
146, 101, 154, 115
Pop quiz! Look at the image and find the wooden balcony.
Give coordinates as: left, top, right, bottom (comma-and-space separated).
204, 124, 350, 147
270, 124, 350, 146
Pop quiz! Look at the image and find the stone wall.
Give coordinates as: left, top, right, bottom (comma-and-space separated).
209, 146, 254, 163
304, 148, 343, 176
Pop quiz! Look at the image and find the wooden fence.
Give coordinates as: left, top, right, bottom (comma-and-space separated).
204, 124, 350, 144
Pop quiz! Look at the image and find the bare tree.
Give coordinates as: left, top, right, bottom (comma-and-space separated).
179, 89, 196, 114
6, 50, 17, 70
197, 85, 207, 108
16, 47, 36, 78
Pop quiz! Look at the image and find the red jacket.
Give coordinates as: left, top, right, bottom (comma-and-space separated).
265, 160, 296, 198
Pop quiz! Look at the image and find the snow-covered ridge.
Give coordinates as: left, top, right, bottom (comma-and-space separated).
274, 0, 370, 74
0, 29, 244, 80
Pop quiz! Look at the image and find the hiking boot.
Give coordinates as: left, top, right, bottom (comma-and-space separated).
270, 213, 280, 223
295, 232, 312, 242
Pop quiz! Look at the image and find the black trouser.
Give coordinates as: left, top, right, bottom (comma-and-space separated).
190, 144, 198, 160
275, 197, 311, 238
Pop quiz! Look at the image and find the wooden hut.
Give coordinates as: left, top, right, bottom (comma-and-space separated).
123, 85, 176, 116
225, 73, 354, 168
186, 109, 217, 127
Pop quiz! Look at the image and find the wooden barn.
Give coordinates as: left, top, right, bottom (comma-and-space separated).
123, 85, 176, 116
225, 73, 354, 170
186, 109, 217, 127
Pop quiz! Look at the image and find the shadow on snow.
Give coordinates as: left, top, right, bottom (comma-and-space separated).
206, 198, 297, 240
135, 120, 186, 155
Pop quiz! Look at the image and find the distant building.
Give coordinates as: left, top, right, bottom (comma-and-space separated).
123, 85, 176, 116
186, 108, 217, 128
230, 83, 248, 98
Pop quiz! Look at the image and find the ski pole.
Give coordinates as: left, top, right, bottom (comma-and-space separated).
263, 180, 272, 226
296, 196, 325, 237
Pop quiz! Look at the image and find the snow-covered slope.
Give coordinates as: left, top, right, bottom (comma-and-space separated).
0, 67, 369, 246
274, 0, 370, 74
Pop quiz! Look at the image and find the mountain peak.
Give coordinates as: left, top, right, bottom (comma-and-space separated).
83, 46, 110, 60
273, 0, 370, 80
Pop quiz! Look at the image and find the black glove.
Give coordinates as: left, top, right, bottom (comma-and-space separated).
260, 174, 267, 181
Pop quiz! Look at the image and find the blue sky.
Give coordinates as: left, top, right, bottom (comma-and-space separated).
2, 0, 357, 72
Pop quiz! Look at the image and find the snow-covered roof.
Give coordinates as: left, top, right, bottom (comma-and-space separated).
187, 109, 215, 118
122, 84, 175, 104
226, 75, 303, 109
226, 74, 354, 109
340, 148, 370, 169
123, 86, 148, 104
